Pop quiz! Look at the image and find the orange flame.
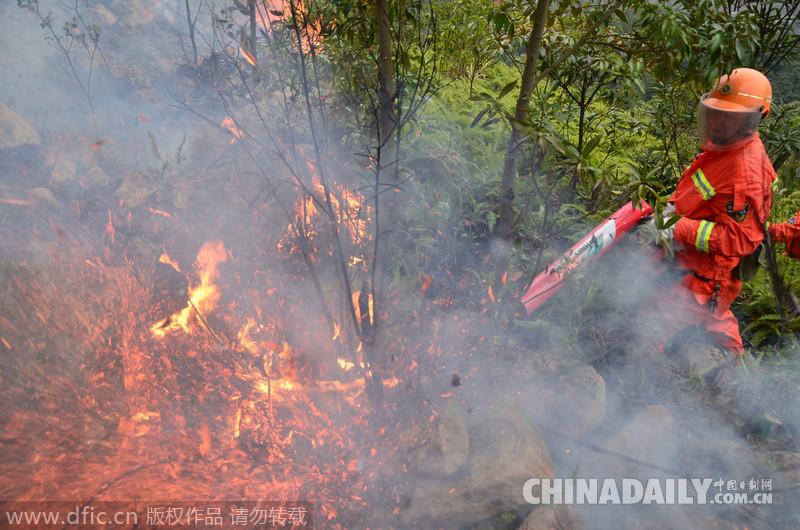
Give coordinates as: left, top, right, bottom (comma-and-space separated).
239, 43, 257, 66
151, 242, 228, 338
352, 290, 374, 328
159, 252, 181, 272
256, 0, 323, 53
280, 146, 371, 262
221, 117, 244, 144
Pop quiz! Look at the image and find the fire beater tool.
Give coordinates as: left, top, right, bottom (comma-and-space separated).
519, 200, 654, 315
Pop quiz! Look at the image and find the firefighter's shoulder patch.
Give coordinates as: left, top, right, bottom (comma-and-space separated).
726, 200, 750, 223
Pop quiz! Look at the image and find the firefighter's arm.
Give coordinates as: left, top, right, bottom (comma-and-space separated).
767, 209, 800, 242
769, 221, 790, 242
673, 204, 765, 258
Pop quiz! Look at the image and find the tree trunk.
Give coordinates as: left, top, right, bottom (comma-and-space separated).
493, 0, 550, 294
249, 0, 257, 79
373, 0, 396, 302
366, 0, 396, 401
376, 0, 395, 150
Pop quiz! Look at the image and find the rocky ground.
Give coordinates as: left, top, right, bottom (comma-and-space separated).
392, 318, 800, 528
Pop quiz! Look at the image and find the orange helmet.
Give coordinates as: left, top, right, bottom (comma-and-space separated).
698, 68, 772, 151
707, 68, 772, 117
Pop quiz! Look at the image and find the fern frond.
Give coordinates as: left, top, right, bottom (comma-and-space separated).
175, 132, 187, 164
147, 131, 163, 163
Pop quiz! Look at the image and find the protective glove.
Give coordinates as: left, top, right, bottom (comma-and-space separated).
644, 202, 679, 254
658, 222, 677, 245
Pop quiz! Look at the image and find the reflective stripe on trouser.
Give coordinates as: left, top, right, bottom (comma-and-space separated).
639, 272, 744, 353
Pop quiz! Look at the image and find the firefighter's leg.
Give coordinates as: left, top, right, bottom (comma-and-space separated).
639, 273, 745, 352
638, 273, 709, 353
702, 308, 745, 354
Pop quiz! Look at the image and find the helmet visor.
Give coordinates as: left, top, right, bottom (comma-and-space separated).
697, 93, 762, 151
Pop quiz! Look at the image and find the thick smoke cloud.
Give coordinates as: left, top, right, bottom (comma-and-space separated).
1, 2, 799, 529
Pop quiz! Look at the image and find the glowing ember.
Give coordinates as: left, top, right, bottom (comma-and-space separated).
338, 357, 356, 372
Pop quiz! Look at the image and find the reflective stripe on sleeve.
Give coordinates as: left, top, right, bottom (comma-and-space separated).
695, 220, 715, 253
691, 169, 715, 200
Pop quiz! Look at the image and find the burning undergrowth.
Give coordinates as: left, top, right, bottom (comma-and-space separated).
0, 209, 423, 525
0, 92, 435, 525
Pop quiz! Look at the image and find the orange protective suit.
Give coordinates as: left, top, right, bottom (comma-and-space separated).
768, 210, 800, 259
642, 133, 777, 353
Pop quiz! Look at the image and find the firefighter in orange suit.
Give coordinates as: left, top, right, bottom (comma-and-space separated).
644, 68, 777, 356
768, 210, 800, 259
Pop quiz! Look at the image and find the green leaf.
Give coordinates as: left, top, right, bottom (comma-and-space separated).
486, 211, 499, 232
469, 92, 496, 103
493, 12, 510, 34
497, 79, 518, 99
471, 107, 490, 128
563, 143, 580, 160
581, 134, 603, 158
659, 214, 682, 229
735, 39, 745, 62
